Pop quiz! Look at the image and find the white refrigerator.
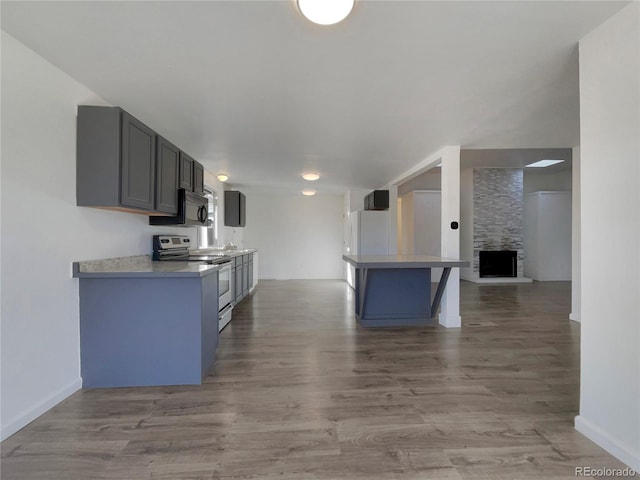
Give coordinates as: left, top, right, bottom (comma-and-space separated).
345, 210, 390, 288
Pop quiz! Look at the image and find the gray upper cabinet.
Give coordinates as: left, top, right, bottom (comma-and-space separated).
77, 105, 207, 216
121, 112, 156, 210
77, 106, 156, 213
193, 161, 205, 194
364, 190, 389, 211
179, 153, 204, 195
178, 152, 194, 191
155, 136, 179, 214
224, 191, 246, 227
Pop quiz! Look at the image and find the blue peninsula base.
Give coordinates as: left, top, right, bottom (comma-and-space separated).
343, 254, 469, 327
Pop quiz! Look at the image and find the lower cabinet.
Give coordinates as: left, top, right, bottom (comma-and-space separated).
251, 252, 259, 291
242, 255, 250, 296
234, 256, 243, 304
231, 252, 257, 305
78, 272, 218, 388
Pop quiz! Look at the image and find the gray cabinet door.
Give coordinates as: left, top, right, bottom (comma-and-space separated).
200, 272, 219, 378
155, 136, 179, 214
248, 256, 254, 290
121, 112, 155, 210
234, 264, 243, 303
242, 258, 249, 296
224, 191, 246, 227
193, 161, 205, 194
179, 152, 194, 191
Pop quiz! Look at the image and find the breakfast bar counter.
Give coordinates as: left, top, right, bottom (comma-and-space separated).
342, 254, 469, 327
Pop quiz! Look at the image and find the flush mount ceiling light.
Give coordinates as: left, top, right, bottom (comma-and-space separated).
302, 189, 316, 196
217, 173, 229, 182
302, 172, 320, 181
525, 159, 565, 168
297, 0, 355, 26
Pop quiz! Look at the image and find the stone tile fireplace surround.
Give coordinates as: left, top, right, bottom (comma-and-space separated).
471, 168, 528, 281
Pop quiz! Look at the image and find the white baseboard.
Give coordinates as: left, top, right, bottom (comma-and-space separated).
575, 415, 640, 471
1, 377, 82, 441
569, 312, 581, 322
438, 313, 461, 328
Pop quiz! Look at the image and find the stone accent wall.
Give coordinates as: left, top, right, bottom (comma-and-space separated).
472, 168, 524, 277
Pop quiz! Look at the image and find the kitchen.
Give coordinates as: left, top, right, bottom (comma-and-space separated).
1, 1, 639, 477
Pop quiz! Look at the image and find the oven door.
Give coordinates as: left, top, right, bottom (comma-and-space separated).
218, 261, 233, 309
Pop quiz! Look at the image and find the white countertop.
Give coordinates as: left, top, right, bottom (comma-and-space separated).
343, 254, 470, 269
73, 255, 219, 278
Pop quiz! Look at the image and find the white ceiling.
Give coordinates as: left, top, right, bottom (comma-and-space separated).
1, 1, 627, 194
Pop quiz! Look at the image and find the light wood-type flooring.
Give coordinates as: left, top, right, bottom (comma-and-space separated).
1, 280, 630, 479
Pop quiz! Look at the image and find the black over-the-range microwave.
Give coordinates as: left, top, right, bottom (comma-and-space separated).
149, 188, 208, 227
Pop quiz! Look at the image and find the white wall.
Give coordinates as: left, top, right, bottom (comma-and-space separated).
242, 193, 344, 280
523, 168, 572, 195
346, 188, 372, 213
399, 190, 443, 279
438, 146, 462, 328
523, 192, 572, 281
387, 185, 399, 255
397, 170, 441, 196
570, 146, 581, 322
0, 32, 198, 440
400, 190, 442, 256
576, 3, 640, 470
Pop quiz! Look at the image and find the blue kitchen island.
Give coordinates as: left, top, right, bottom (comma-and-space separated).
343, 254, 469, 327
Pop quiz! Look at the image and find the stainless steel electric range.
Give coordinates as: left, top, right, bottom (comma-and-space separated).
153, 235, 233, 331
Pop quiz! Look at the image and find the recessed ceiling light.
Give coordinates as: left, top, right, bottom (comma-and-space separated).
302, 172, 320, 181
302, 189, 316, 196
297, 0, 355, 26
525, 159, 565, 168
217, 173, 229, 182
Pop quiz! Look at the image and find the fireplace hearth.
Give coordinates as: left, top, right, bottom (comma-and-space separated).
479, 250, 517, 278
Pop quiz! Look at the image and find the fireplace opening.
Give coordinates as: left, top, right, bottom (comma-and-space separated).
479, 250, 517, 278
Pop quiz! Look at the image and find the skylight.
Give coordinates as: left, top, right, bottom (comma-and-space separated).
525, 159, 565, 168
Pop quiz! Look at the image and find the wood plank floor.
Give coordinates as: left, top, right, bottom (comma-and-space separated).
1, 280, 629, 479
